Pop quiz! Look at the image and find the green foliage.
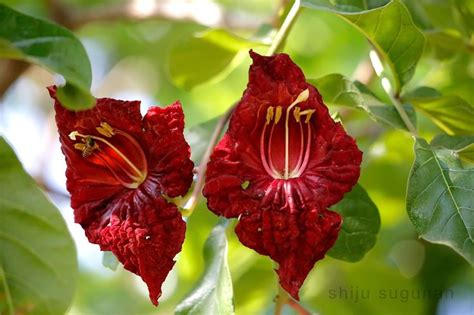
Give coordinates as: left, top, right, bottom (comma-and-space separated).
329, 184, 381, 262
404, 87, 474, 135
0, 3, 93, 109
168, 29, 262, 90
407, 138, 474, 265
0, 137, 77, 315
303, 0, 425, 92
301, 0, 390, 13
310, 74, 416, 130
175, 219, 234, 315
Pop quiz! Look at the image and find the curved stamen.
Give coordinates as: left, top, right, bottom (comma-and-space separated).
284, 89, 309, 179
70, 131, 145, 179
260, 107, 279, 178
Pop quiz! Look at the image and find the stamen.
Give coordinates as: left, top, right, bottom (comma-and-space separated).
96, 122, 115, 138
69, 124, 147, 188
274, 106, 283, 124
284, 89, 309, 179
260, 107, 279, 178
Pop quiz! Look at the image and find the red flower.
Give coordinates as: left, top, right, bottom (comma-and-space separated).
203, 52, 362, 299
49, 87, 193, 305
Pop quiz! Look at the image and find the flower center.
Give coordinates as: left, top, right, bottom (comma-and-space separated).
260, 89, 314, 179
69, 122, 148, 189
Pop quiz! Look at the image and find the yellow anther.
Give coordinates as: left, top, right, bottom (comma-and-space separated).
293, 89, 309, 106
96, 122, 115, 138
74, 143, 85, 151
299, 109, 316, 123
266, 106, 274, 124
293, 106, 301, 123
274, 106, 283, 124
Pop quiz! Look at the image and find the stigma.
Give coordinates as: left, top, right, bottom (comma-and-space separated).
69, 122, 148, 189
260, 89, 314, 180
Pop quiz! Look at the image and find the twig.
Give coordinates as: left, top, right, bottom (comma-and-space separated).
268, 0, 301, 55
0, 60, 29, 98
369, 50, 418, 136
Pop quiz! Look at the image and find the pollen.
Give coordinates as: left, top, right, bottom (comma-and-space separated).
266, 106, 274, 124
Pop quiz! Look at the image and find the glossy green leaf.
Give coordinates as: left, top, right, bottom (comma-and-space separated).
0, 137, 78, 315
404, 87, 474, 135
303, 0, 425, 92
168, 29, 259, 90
310, 74, 416, 130
301, 0, 390, 13
406, 138, 474, 265
329, 184, 381, 262
0, 4, 93, 110
175, 219, 234, 315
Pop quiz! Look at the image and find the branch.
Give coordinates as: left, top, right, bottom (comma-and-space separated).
0, 60, 29, 98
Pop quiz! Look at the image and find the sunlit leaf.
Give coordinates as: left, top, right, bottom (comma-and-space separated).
0, 137, 78, 315
406, 138, 474, 265
175, 219, 234, 315
0, 4, 93, 109
301, 0, 390, 13
168, 29, 261, 90
329, 184, 381, 262
404, 86, 474, 135
310, 74, 416, 130
303, 0, 425, 92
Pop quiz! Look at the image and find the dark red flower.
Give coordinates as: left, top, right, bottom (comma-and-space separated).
49, 87, 193, 305
203, 51, 362, 299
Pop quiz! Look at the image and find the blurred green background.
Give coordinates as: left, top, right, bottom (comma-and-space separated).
0, 0, 473, 314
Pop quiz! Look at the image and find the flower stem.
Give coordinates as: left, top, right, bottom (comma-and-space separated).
268, 0, 301, 55
181, 104, 235, 216
274, 285, 312, 315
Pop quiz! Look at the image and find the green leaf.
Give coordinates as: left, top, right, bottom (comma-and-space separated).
0, 137, 78, 315
310, 74, 416, 130
185, 116, 221, 165
406, 138, 474, 265
329, 184, 381, 262
168, 29, 259, 90
0, 4, 93, 110
404, 87, 474, 135
175, 219, 234, 315
301, 0, 390, 13
431, 135, 474, 165
303, 0, 425, 92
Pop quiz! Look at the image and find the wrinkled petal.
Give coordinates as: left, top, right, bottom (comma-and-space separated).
99, 193, 185, 305
51, 86, 193, 305
236, 207, 341, 299
203, 51, 362, 299
142, 102, 194, 198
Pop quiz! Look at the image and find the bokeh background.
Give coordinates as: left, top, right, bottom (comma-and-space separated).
0, 0, 473, 314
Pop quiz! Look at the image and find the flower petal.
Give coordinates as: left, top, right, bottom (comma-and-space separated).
99, 193, 185, 305
235, 206, 341, 300
142, 101, 194, 198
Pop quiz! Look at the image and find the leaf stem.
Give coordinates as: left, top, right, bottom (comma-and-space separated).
369, 50, 418, 136
268, 0, 301, 55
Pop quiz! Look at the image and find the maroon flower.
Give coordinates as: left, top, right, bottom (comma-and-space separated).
49, 87, 193, 305
203, 52, 362, 299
